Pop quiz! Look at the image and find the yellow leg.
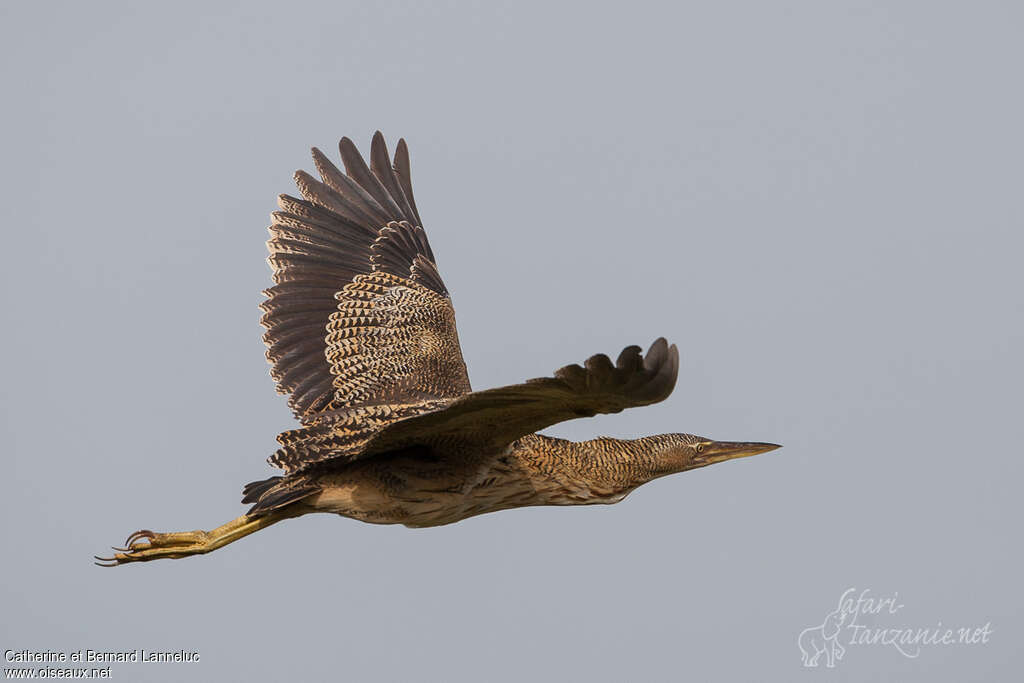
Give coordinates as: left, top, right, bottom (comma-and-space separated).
95, 510, 297, 566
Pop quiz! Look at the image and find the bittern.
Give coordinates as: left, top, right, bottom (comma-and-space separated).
97, 133, 779, 566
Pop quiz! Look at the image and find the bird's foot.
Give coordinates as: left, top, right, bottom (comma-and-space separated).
95, 512, 296, 566
95, 528, 212, 566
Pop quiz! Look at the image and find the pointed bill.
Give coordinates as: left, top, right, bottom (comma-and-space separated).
697, 441, 781, 465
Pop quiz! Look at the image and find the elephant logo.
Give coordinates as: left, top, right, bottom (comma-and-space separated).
798, 608, 847, 668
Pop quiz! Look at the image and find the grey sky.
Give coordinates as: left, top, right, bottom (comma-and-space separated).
3, 1, 1021, 681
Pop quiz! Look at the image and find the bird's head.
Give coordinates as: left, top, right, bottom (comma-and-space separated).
685, 437, 781, 470
647, 433, 781, 478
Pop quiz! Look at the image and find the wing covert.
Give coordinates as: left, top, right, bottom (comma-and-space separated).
324, 271, 470, 408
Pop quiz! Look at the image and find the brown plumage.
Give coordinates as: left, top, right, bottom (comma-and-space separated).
97, 133, 779, 566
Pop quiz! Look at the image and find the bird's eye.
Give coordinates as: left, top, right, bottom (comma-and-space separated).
695, 443, 705, 453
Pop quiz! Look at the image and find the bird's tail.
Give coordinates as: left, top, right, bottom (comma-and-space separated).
241, 475, 320, 517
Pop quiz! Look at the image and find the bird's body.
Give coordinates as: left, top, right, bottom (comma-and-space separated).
270, 434, 693, 528
98, 133, 779, 566
292, 435, 584, 528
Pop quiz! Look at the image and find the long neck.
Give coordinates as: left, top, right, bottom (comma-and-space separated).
510, 433, 692, 504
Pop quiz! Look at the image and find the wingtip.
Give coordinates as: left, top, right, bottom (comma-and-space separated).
615, 345, 644, 370
338, 136, 359, 159
370, 131, 392, 172
395, 138, 409, 161
293, 169, 317, 196
644, 337, 669, 368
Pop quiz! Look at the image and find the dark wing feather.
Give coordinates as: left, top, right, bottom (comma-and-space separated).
392, 139, 422, 226
360, 338, 679, 455
369, 133, 418, 222
339, 135, 406, 219
261, 133, 470, 423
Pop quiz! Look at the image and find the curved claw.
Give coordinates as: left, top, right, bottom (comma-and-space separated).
124, 529, 155, 547
94, 555, 118, 567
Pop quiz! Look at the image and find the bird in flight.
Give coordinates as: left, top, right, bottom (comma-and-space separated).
97, 133, 779, 566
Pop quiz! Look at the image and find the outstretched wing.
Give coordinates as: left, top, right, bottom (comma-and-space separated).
261, 133, 471, 424
360, 338, 679, 455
